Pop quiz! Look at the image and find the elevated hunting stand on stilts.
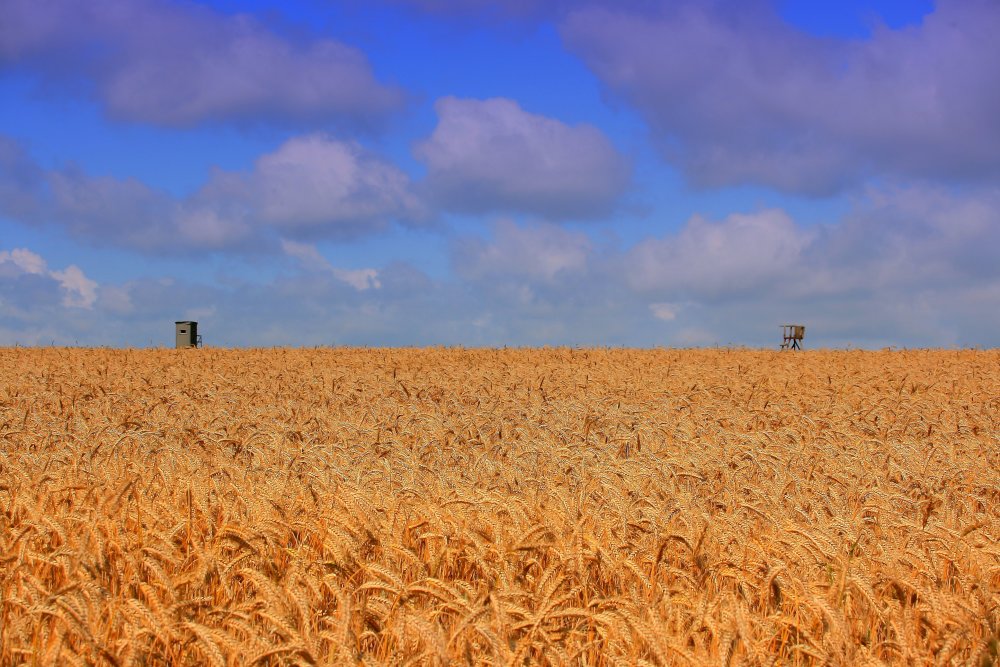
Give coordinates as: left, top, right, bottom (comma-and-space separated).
780, 324, 804, 350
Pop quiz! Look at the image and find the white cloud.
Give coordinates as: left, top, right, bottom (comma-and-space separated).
333, 268, 381, 292
0, 247, 99, 309
0, 0, 402, 128
50, 265, 98, 308
562, 1, 1000, 194
204, 135, 423, 236
0, 247, 47, 275
0, 133, 421, 253
281, 239, 330, 272
626, 209, 812, 298
416, 97, 630, 219
453, 219, 592, 283
282, 239, 381, 291
174, 207, 251, 250
649, 302, 678, 321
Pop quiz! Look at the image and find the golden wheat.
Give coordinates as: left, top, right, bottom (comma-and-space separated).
1, 347, 998, 665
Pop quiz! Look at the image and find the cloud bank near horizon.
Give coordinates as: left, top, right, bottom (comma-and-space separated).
4, 184, 998, 348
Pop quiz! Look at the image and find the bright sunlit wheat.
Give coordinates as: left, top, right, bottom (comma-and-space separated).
1, 347, 998, 665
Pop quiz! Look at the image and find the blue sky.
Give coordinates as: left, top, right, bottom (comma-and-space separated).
2, 0, 998, 347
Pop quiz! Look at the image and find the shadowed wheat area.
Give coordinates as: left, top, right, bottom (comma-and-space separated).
1, 348, 998, 666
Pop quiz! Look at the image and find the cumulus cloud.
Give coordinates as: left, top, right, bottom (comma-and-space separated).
416, 97, 630, 219
0, 247, 98, 308
453, 219, 592, 283
625, 209, 813, 299
448, 219, 665, 343
281, 240, 381, 291
562, 0, 1000, 194
0, 134, 421, 253
50, 265, 99, 308
624, 188, 1000, 303
0, 247, 46, 275
199, 135, 424, 239
808, 186, 1000, 292
0, 0, 403, 128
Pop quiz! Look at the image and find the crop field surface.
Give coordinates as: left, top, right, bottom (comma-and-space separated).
1, 348, 998, 666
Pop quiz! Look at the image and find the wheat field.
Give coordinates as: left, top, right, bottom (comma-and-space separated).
0, 347, 998, 665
